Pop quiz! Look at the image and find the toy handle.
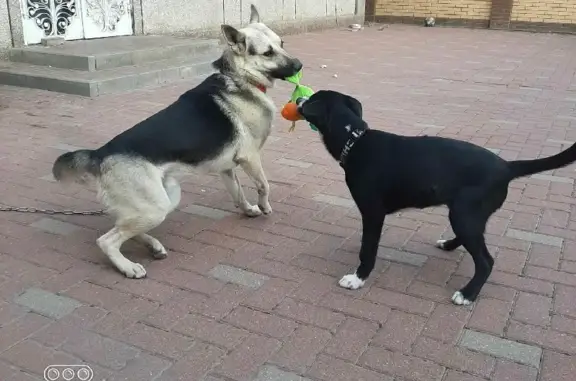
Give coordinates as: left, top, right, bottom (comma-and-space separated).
295, 97, 308, 106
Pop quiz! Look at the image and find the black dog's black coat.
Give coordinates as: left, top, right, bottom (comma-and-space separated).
298, 90, 576, 304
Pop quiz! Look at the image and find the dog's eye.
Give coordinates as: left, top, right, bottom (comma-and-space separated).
263, 48, 274, 57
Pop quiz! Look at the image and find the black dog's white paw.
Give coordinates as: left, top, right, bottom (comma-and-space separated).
436, 239, 449, 250
338, 273, 365, 290
451, 291, 472, 306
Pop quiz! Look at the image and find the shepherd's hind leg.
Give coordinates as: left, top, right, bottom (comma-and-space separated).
98, 213, 166, 278
135, 234, 167, 259
164, 175, 182, 212
98, 163, 172, 277
134, 176, 180, 260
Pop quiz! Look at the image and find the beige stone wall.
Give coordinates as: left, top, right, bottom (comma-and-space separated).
0, 0, 12, 58
511, 0, 576, 24
375, 0, 492, 20
142, 0, 362, 35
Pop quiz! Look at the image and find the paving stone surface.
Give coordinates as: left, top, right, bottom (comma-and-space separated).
460, 329, 542, 368
208, 264, 270, 289
1, 24, 575, 380
13, 288, 81, 319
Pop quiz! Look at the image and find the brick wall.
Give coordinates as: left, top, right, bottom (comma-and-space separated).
374, 0, 493, 20
371, 0, 576, 32
511, 0, 576, 24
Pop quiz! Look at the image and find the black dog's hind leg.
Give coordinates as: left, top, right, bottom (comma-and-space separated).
339, 186, 385, 290
436, 237, 462, 251
452, 234, 493, 305
448, 187, 503, 305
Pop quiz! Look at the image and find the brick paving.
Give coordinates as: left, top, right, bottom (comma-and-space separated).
0, 25, 575, 380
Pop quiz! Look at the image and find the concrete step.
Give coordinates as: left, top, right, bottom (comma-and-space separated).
8, 36, 221, 71
0, 52, 219, 97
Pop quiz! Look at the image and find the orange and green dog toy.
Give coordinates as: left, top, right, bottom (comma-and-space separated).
281, 70, 317, 132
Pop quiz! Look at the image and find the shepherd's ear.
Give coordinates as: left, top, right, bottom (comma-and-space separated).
221, 25, 246, 53
249, 4, 260, 23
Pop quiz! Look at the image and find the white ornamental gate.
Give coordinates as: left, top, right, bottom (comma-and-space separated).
21, 0, 133, 45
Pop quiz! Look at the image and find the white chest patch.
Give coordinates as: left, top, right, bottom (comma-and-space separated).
223, 91, 275, 147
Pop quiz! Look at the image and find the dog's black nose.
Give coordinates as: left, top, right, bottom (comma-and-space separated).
293, 59, 303, 72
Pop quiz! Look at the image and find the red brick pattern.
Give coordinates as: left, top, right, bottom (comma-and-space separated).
0, 25, 576, 380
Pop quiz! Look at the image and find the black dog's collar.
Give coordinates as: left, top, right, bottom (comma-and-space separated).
339, 127, 365, 168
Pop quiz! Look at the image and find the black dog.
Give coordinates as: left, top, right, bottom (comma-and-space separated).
297, 90, 576, 305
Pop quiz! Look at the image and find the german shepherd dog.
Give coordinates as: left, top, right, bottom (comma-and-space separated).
52, 5, 302, 279
297, 90, 576, 305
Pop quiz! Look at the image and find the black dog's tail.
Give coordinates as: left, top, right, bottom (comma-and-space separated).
52, 149, 101, 183
508, 142, 576, 179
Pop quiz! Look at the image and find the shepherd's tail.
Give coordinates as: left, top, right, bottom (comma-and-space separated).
508, 142, 576, 179
52, 149, 101, 183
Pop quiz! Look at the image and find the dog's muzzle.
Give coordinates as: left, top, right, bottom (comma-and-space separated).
269, 59, 303, 79
295, 96, 309, 114
295, 97, 308, 106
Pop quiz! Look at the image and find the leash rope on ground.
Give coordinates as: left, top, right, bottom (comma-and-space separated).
0, 205, 105, 216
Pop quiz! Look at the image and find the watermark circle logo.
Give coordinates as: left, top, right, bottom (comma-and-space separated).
44, 365, 93, 381
62, 368, 75, 381
77, 367, 92, 381
45, 368, 60, 381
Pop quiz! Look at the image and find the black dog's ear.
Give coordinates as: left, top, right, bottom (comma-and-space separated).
343, 94, 363, 118
299, 99, 325, 120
